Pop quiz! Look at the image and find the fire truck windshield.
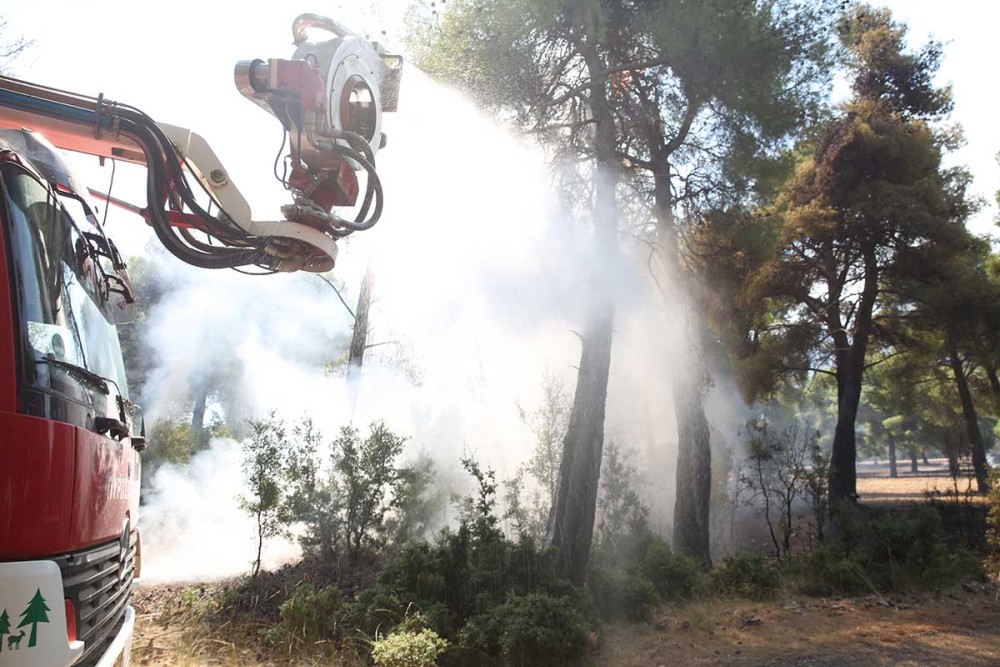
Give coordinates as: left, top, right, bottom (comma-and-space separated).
1, 162, 129, 415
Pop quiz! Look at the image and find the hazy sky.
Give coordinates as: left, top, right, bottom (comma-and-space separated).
3, 0, 998, 237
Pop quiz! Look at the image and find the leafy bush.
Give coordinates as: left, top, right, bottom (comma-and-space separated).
791, 507, 985, 595
862, 507, 984, 591
588, 565, 659, 621
792, 545, 868, 597
355, 457, 590, 662
461, 594, 588, 666
702, 553, 781, 599
372, 628, 449, 667
277, 583, 346, 643
639, 538, 701, 601
987, 469, 1000, 577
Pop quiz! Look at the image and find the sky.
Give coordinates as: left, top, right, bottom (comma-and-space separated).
2, 0, 998, 238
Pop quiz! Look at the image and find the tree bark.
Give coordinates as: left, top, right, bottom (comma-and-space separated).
650, 165, 712, 566
910, 449, 919, 473
829, 248, 879, 509
830, 368, 863, 505
191, 385, 208, 452
671, 374, 712, 564
947, 335, 989, 492
548, 303, 615, 584
986, 365, 1000, 398
944, 430, 960, 478
546, 39, 619, 585
887, 434, 898, 478
347, 263, 375, 383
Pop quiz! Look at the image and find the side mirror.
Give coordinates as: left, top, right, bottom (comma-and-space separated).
131, 416, 147, 452
122, 398, 147, 452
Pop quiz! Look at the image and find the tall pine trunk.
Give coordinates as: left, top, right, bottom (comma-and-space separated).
829, 249, 878, 509
548, 304, 615, 583
830, 366, 863, 505
651, 170, 712, 565
672, 375, 711, 563
947, 335, 989, 492
547, 41, 619, 585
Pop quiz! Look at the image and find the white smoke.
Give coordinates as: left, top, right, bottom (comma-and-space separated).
135, 70, 707, 581
139, 438, 301, 583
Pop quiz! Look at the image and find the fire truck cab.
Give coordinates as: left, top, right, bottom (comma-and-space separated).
0, 130, 140, 667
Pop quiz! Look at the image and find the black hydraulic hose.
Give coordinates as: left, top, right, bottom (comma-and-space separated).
119, 116, 270, 269
111, 102, 248, 246
0, 84, 285, 269
322, 142, 382, 232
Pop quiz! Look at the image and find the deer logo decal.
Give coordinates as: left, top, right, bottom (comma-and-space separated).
7, 629, 25, 650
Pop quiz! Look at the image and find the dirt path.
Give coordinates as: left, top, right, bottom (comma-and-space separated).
596, 584, 1000, 666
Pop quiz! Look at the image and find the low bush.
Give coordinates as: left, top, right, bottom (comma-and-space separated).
276, 583, 347, 644
461, 594, 589, 666
789, 507, 985, 596
639, 538, 702, 601
988, 469, 1000, 577
858, 507, 984, 591
372, 628, 449, 667
791, 545, 868, 597
702, 553, 781, 599
588, 565, 660, 621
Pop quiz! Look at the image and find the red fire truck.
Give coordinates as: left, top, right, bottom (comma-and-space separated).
0, 14, 398, 667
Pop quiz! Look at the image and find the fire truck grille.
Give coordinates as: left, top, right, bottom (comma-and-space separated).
58, 531, 137, 667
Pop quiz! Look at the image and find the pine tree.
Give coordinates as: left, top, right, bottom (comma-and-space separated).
0, 608, 10, 652
17, 589, 49, 648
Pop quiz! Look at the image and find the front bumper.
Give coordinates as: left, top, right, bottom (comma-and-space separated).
91, 607, 133, 667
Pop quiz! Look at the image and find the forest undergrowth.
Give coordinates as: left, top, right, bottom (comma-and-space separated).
132, 420, 995, 667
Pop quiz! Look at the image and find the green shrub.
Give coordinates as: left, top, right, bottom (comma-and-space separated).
372, 628, 449, 667
703, 553, 781, 599
791, 507, 986, 596
277, 583, 346, 643
936, 548, 987, 587
792, 545, 868, 597
588, 565, 659, 621
639, 539, 701, 601
863, 507, 983, 591
988, 469, 1000, 577
461, 594, 588, 666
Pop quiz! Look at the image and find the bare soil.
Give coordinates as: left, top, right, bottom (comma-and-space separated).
594, 584, 1000, 666
855, 460, 985, 506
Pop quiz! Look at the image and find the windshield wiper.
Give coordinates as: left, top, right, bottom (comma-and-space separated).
37, 355, 110, 395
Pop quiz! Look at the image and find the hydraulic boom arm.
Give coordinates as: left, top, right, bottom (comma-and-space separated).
0, 13, 401, 273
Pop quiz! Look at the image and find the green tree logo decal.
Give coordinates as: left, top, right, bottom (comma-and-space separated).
0, 608, 10, 652
17, 588, 50, 648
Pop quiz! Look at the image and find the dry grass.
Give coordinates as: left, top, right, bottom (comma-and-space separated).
594, 583, 1000, 666
856, 460, 986, 506
131, 584, 364, 667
